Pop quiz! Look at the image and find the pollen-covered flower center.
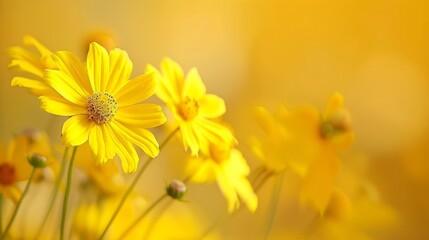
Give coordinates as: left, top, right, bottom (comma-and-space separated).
87, 92, 118, 124
177, 97, 199, 121
0, 163, 15, 185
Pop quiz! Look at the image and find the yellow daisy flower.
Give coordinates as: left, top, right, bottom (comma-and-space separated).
8, 35, 57, 96
147, 58, 235, 156
39, 42, 166, 173
251, 93, 353, 213
187, 143, 258, 212
0, 129, 56, 203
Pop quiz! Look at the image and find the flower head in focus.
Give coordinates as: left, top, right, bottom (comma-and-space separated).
8, 35, 58, 96
40, 42, 166, 173
187, 143, 258, 212
0, 129, 56, 203
251, 92, 353, 213
147, 58, 236, 156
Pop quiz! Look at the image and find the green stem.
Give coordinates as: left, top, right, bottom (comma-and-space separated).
0, 194, 3, 236
98, 127, 179, 240
1, 168, 37, 240
199, 169, 274, 239
60, 146, 78, 240
120, 193, 168, 239
262, 170, 284, 239
36, 146, 70, 239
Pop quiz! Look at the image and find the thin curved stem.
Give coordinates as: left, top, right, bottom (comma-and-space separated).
120, 193, 168, 239
262, 170, 285, 239
98, 127, 179, 240
0, 194, 3, 236
36, 146, 69, 239
199, 169, 275, 239
60, 146, 78, 240
1, 168, 37, 240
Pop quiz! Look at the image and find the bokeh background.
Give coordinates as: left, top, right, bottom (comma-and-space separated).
1, 0, 429, 239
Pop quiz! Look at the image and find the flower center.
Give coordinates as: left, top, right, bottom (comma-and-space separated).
87, 92, 118, 124
0, 163, 16, 186
209, 144, 231, 163
177, 97, 199, 121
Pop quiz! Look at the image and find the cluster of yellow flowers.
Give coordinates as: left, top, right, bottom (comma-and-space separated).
1, 35, 393, 239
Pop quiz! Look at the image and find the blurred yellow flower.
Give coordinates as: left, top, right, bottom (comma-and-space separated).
147, 58, 235, 155
37, 42, 166, 173
187, 143, 258, 212
0, 129, 56, 203
8, 35, 57, 96
74, 143, 125, 195
251, 93, 353, 213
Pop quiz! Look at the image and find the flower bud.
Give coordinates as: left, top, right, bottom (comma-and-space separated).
28, 153, 48, 168
321, 109, 352, 139
166, 179, 187, 200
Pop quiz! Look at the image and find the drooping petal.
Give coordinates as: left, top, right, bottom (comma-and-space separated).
182, 68, 206, 99
300, 149, 340, 215
180, 123, 200, 155
8, 55, 44, 77
107, 125, 139, 173
115, 73, 156, 107
88, 124, 107, 164
216, 169, 240, 212
44, 69, 87, 105
198, 94, 226, 118
53, 51, 91, 96
40, 96, 86, 116
110, 121, 159, 158
62, 115, 92, 146
87, 42, 110, 92
196, 118, 236, 147
107, 48, 133, 95
115, 103, 166, 128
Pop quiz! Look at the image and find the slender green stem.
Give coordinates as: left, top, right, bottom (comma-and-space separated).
98, 127, 179, 240
60, 146, 78, 240
262, 170, 285, 239
0, 194, 3, 236
199, 169, 274, 239
36, 146, 69, 238
120, 193, 168, 239
1, 168, 37, 240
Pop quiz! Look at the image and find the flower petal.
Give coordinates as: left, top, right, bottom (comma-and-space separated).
199, 94, 226, 118
88, 125, 106, 164
40, 96, 86, 116
116, 73, 156, 107
107, 48, 133, 95
160, 58, 185, 103
62, 115, 92, 146
11, 77, 49, 92
106, 124, 139, 173
87, 42, 109, 92
53, 51, 91, 96
182, 68, 206, 99
110, 120, 159, 158
7, 46, 44, 77
115, 103, 166, 128
44, 69, 87, 105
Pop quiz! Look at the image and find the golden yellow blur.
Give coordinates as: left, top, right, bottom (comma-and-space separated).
1, 0, 429, 239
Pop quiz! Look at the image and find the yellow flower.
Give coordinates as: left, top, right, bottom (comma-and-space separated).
39, 42, 166, 173
147, 58, 235, 155
74, 143, 125, 195
0, 129, 56, 203
187, 143, 258, 212
8, 35, 57, 96
251, 93, 353, 213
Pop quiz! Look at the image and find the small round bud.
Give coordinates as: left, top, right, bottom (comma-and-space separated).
321, 109, 352, 139
166, 179, 187, 200
28, 153, 48, 168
